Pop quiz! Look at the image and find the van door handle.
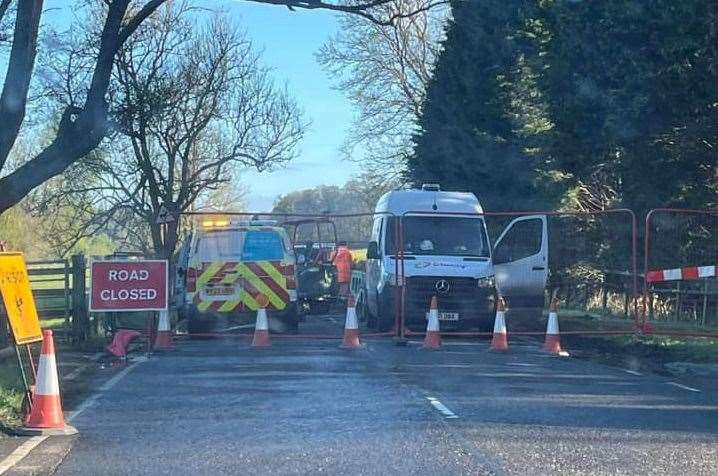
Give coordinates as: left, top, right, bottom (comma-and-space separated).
532, 266, 545, 271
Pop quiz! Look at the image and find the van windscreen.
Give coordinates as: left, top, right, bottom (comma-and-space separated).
196, 230, 244, 261
195, 230, 285, 262
241, 231, 285, 261
385, 216, 489, 257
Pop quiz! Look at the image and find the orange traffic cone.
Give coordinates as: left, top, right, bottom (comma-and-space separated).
251, 297, 271, 348
544, 298, 565, 355
340, 296, 362, 349
490, 297, 509, 352
154, 310, 173, 350
423, 296, 441, 350
17, 330, 78, 436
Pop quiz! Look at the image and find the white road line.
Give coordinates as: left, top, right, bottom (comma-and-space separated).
406, 364, 473, 368
0, 437, 48, 474
64, 364, 89, 381
426, 397, 459, 419
0, 356, 148, 475
666, 382, 701, 393
70, 357, 147, 420
97, 356, 147, 392
624, 370, 642, 376
220, 324, 255, 332
63, 352, 105, 381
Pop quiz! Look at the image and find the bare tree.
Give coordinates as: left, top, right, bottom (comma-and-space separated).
318, 0, 449, 182
0, 1, 14, 46
0, 0, 441, 216
38, 2, 304, 259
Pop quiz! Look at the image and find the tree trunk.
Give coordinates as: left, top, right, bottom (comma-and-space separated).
0, 123, 105, 213
150, 219, 179, 307
0, 0, 44, 169
0, 0, 133, 214
151, 217, 179, 260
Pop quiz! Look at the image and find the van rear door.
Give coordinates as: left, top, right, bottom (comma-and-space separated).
492, 215, 548, 307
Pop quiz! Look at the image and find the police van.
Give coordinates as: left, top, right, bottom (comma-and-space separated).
177, 218, 299, 334
362, 184, 548, 331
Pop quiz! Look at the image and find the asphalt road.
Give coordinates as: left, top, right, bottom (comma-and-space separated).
52, 313, 718, 475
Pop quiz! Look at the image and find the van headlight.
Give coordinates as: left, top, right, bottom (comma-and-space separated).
477, 276, 495, 288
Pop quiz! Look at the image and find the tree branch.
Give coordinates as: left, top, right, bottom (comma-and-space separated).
0, 0, 13, 25
0, 0, 436, 216
242, 0, 446, 26
117, 0, 165, 45
0, 0, 43, 169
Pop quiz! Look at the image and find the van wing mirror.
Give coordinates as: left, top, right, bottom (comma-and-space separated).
367, 241, 380, 259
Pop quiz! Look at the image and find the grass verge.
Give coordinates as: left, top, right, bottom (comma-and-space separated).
510, 307, 718, 374
0, 359, 26, 428
41, 317, 68, 329
556, 312, 718, 374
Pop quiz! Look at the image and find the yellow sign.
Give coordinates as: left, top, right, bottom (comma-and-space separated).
0, 253, 42, 345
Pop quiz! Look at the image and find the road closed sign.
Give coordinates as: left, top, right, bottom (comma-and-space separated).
90, 260, 168, 312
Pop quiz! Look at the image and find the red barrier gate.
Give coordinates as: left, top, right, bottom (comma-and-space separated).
176, 211, 400, 340
643, 208, 718, 335
172, 208, 648, 341
395, 209, 639, 338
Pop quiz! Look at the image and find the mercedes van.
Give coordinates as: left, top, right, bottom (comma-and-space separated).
361, 184, 548, 331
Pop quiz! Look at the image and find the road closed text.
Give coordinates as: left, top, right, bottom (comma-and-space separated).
100, 288, 158, 301
90, 260, 168, 311
108, 269, 150, 281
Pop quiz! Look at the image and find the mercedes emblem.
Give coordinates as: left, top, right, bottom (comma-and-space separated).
435, 279, 450, 294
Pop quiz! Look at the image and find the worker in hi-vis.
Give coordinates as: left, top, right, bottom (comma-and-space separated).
330, 241, 353, 300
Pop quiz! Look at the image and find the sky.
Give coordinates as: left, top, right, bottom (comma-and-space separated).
213, 1, 363, 211
27, 0, 363, 212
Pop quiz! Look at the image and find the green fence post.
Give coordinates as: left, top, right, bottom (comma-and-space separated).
71, 254, 89, 343
64, 259, 71, 338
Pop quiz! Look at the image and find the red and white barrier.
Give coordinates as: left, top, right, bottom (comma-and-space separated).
646, 265, 716, 283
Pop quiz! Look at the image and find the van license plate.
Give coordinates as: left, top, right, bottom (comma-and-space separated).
206, 287, 234, 296
438, 312, 459, 321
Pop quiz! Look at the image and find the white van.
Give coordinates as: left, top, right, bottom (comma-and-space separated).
361, 184, 548, 331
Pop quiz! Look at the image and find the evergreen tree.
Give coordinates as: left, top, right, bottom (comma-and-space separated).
410, 0, 552, 210
411, 0, 718, 212
541, 0, 718, 212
